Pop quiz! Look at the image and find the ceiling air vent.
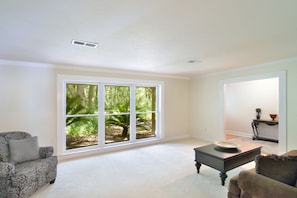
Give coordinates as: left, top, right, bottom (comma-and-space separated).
71, 40, 98, 48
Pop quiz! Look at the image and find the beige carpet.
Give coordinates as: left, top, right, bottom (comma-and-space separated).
31, 138, 256, 198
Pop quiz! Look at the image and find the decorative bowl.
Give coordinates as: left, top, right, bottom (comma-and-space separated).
269, 114, 277, 121
214, 141, 240, 149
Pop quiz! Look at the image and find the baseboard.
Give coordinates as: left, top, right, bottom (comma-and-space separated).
190, 134, 214, 143
160, 134, 191, 142
58, 135, 191, 162
226, 130, 253, 138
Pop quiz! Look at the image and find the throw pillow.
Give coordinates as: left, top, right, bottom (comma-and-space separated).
9, 136, 40, 164
255, 154, 297, 186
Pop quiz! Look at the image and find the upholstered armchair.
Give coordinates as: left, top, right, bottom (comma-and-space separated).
0, 131, 57, 198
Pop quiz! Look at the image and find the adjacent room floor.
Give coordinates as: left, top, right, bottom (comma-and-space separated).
226, 135, 279, 154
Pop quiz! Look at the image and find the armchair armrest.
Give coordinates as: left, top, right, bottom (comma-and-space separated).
0, 162, 15, 177
39, 146, 54, 158
238, 170, 297, 198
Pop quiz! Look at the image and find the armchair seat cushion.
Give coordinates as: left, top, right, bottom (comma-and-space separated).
11, 163, 37, 188
12, 157, 57, 188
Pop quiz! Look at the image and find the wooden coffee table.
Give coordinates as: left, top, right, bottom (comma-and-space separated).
194, 142, 261, 186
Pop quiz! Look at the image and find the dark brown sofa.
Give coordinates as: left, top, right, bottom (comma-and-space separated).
228, 150, 297, 198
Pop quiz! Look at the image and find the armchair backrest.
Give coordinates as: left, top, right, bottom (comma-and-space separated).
0, 131, 32, 162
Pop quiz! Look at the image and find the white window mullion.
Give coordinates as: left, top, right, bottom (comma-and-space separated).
130, 85, 136, 142
157, 85, 163, 139
98, 83, 105, 147
61, 81, 67, 154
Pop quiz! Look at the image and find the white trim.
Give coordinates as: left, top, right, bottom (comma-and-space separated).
57, 74, 164, 157
130, 85, 136, 142
195, 56, 297, 79
0, 59, 190, 80
190, 134, 213, 143
56, 64, 191, 80
98, 83, 105, 147
57, 135, 189, 162
278, 71, 287, 153
162, 134, 191, 142
157, 85, 164, 139
219, 71, 287, 153
58, 74, 164, 85
225, 130, 253, 139
56, 75, 64, 156
58, 138, 163, 162
0, 59, 55, 68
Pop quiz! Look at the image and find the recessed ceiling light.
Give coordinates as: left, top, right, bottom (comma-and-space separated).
187, 60, 202, 64
71, 39, 98, 48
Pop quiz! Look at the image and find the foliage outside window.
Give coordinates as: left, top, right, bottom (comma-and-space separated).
66, 84, 98, 149
136, 86, 157, 140
105, 85, 131, 144
64, 81, 160, 151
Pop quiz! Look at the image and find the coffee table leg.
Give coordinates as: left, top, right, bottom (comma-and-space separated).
220, 171, 227, 186
195, 161, 201, 174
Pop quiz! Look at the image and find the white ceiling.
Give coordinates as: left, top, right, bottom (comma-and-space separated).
1, 0, 297, 77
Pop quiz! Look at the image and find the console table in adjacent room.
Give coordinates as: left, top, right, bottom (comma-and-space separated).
251, 119, 278, 143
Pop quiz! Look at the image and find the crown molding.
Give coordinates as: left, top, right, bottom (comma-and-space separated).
0, 59, 191, 80
193, 56, 297, 79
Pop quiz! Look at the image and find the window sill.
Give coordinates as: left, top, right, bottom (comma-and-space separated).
58, 137, 163, 162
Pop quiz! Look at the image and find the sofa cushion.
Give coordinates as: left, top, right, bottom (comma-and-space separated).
255, 154, 297, 186
9, 136, 39, 164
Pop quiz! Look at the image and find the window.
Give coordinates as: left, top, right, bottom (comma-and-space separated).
104, 85, 131, 144
57, 75, 163, 155
135, 86, 157, 140
65, 83, 99, 150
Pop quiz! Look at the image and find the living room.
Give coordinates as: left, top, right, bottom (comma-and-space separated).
1, 1, 297, 198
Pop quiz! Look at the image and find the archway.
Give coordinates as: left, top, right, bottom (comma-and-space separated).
219, 71, 287, 153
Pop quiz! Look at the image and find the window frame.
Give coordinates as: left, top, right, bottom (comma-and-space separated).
57, 74, 164, 156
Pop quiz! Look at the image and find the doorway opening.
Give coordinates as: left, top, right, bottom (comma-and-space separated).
219, 71, 287, 154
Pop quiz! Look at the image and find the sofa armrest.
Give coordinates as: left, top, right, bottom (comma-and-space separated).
39, 146, 54, 158
0, 162, 15, 177
238, 170, 297, 198
228, 174, 240, 198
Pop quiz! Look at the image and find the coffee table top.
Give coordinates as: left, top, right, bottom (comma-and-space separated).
194, 142, 262, 160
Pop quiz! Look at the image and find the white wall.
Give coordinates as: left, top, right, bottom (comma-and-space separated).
0, 63, 191, 155
190, 58, 297, 152
225, 78, 279, 139
0, 65, 57, 147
